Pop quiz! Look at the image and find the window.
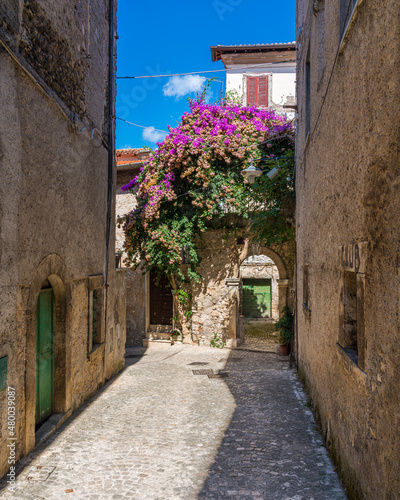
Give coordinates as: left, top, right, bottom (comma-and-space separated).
302, 264, 311, 320
339, 270, 365, 370
246, 76, 269, 107
340, 0, 358, 39
91, 290, 101, 345
305, 44, 311, 138
316, 2, 325, 85
88, 275, 105, 352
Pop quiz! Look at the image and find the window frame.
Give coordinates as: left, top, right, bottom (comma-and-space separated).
244, 74, 270, 108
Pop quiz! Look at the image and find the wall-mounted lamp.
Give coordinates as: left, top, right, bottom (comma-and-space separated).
267, 161, 280, 180
241, 159, 263, 184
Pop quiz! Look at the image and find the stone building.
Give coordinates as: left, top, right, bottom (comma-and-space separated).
189, 231, 292, 348
296, 0, 400, 497
116, 147, 293, 348
210, 43, 296, 119
116, 148, 150, 346
0, 0, 125, 478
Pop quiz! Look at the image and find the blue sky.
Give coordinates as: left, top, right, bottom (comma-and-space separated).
116, 0, 296, 150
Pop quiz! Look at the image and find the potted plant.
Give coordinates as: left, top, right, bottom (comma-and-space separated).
275, 306, 293, 356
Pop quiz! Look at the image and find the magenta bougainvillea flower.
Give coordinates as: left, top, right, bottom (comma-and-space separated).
118, 95, 294, 286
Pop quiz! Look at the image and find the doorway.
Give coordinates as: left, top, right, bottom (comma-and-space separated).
149, 271, 173, 325
242, 278, 272, 318
36, 287, 54, 426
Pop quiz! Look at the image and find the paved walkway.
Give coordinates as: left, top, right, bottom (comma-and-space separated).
0, 345, 347, 499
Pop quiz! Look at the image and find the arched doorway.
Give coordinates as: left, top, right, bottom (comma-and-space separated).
228, 243, 290, 348
24, 255, 70, 454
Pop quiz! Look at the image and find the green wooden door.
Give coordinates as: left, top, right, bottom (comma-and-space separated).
242, 278, 272, 318
36, 288, 54, 425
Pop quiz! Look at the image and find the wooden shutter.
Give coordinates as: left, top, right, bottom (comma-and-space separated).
246, 76, 269, 107
257, 76, 268, 107
247, 77, 258, 106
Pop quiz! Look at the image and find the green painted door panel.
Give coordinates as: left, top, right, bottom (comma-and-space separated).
36, 288, 54, 425
242, 278, 272, 318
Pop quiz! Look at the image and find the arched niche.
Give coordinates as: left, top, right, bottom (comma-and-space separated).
24, 254, 71, 455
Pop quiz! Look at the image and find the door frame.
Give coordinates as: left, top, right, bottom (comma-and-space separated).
24, 254, 70, 455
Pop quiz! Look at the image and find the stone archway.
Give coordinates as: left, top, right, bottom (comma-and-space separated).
225, 242, 290, 347
239, 244, 289, 317
24, 254, 70, 454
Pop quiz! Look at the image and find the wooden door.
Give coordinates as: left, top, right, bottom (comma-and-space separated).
242, 278, 272, 318
150, 272, 173, 325
36, 288, 54, 425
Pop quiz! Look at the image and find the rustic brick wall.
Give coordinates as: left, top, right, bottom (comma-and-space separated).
296, 0, 400, 497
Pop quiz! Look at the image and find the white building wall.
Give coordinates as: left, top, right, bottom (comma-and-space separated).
226, 63, 296, 118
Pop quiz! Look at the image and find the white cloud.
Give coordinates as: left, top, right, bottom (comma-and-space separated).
163, 75, 207, 99
142, 126, 166, 143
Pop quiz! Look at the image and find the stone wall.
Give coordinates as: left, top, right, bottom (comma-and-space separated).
188, 230, 292, 346
116, 168, 146, 346
0, 0, 125, 479
296, 0, 400, 497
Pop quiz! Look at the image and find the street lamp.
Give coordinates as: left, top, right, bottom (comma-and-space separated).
241, 159, 263, 184
266, 160, 280, 180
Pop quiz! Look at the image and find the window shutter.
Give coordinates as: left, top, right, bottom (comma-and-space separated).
258, 76, 268, 107
247, 77, 258, 106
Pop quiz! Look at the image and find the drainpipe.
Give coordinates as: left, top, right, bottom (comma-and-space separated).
105, 0, 116, 287
103, 0, 116, 376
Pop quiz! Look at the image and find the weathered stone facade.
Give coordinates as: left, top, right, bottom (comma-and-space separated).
115, 159, 294, 348
188, 230, 293, 347
0, 0, 125, 479
296, 0, 400, 497
116, 149, 151, 346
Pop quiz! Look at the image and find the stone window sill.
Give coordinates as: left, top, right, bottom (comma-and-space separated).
87, 342, 105, 361
336, 343, 366, 383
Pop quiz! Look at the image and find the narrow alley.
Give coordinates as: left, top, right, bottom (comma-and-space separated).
0, 346, 346, 499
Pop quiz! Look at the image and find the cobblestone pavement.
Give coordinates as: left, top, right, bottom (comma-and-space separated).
235, 336, 278, 353
0, 345, 347, 500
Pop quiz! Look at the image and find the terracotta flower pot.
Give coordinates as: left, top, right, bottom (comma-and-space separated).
279, 344, 290, 356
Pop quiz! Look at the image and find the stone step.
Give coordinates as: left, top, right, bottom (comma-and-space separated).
145, 332, 171, 341
142, 339, 172, 348
147, 324, 173, 333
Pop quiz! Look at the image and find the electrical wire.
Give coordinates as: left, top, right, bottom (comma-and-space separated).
116, 117, 169, 133
117, 61, 297, 80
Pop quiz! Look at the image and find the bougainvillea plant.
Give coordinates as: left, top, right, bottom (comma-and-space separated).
118, 88, 295, 290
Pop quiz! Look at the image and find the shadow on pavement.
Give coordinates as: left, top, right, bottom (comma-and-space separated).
0, 346, 148, 491
197, 349, 345, 500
